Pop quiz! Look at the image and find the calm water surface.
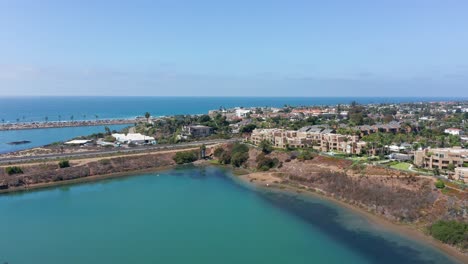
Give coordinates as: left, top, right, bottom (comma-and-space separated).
0, 166, 457, 264
0, 124, 129, 153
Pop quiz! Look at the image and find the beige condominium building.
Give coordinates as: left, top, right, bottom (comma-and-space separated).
414, 148, 468, 170
454, 167, 468, 183
250, 128, 366, 154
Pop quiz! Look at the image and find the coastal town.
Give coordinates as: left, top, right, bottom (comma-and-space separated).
4, 100, 466, 182
0, 100, 467, 259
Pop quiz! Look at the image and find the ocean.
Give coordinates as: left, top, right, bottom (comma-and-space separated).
0, 166, 457, 264
0, 96, 465, 123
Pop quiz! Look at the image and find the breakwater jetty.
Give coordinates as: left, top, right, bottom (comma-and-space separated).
0, 119, 136, 131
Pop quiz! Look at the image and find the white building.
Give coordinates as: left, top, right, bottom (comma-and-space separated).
64, 139, 92, 145
444, 128, 464, 136
235, 109, 251, 118
112, 133, 156, 145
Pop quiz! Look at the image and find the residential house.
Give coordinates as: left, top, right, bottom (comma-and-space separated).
182, 125, 213, 137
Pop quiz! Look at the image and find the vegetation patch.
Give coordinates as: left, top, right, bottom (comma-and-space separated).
5, 166, 23, 175
256, 153, 279, 171
173, 151, 198, 164
390, 162, 411, 171
213, 143, 250, 167
428, 220, 468, 250
434, 179, 445, 189
58, 160, 71, 168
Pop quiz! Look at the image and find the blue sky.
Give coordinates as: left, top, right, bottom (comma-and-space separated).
0, 0, 467, 96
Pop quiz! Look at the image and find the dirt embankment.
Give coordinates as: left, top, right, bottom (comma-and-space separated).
243, 148, 467, 227
0, 146, 215, 193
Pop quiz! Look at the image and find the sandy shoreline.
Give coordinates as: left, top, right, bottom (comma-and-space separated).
233, 170, 467, 264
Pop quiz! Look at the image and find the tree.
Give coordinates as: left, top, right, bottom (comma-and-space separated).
145, 112, 151, 123
95, 114, 99, 121
240, 124, 257, 133
447, 163, 456, 171
104, 126, 111, 135
259, 140, 273, 154
70, 115, 74, 122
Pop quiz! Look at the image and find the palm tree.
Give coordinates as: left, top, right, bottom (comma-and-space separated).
1, 118, 4, 124
145, 112, 151, 123
16, 118, 20, 123
45, 116, 48, 123
58, 115, 61, 122
95, 114, 99, 121
70, 115, 74, 122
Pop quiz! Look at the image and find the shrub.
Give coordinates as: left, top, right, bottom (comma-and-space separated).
214, 147, 225, 158
173, 151, 198, 164
297, 150, 313, 161
5, 166, 23, 175
428, 220, 468, 248
435, 179, 445, 189
99, 159, 111, 165
219, 151, 231, 164
58, 160, 70, 168
256, 153, 279, 171
231, 151, 249, 167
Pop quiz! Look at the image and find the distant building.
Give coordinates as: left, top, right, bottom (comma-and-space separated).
112, 133, 156, 144
235, 109, 251, 118
389, 153, 413, 161
182, 125, 213, 137
64, 139, 92, 145
444, 128, 464, 136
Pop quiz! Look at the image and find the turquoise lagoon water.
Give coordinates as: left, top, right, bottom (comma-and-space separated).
0, 166, 457, 264
0, 124, 129, 154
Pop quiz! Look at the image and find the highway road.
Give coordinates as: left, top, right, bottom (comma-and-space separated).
0, 139, 237, 164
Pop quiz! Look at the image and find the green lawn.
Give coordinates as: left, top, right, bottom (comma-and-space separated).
389, 162, 412, 171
